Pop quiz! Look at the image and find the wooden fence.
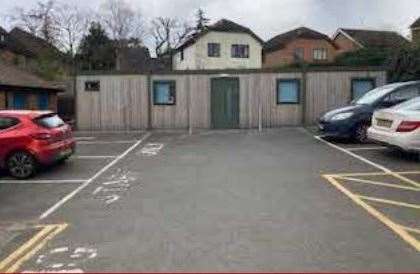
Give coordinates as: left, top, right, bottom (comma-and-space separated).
76, 68, 387, 131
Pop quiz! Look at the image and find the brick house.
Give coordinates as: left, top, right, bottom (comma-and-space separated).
410, 17, 420, 44
263, 27, 337, 68
332, 28, 409, 54
0, 62, 64, 111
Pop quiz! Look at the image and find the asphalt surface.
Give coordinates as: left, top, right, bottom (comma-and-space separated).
0, 128, 419, 272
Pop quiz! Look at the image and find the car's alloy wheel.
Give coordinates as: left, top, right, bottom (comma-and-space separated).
7, 151, 36, 179
355, 123, 369, 143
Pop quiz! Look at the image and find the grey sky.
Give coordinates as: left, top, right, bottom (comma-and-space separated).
1, 0, 420, 41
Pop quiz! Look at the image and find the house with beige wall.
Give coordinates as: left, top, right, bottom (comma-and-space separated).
172, 19, 264, 70
263, 27, 337, 68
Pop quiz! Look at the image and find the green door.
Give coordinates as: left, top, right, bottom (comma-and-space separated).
211, 78, 240, 129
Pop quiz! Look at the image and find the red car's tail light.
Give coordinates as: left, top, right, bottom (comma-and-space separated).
31, 132, 53, 140
396, 121, 420, 132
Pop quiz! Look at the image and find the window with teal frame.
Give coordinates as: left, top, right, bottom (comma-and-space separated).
153, 81, 176, 105
277, 79, 300, 104
38, 93, 49, 110
13, 93, 27, 109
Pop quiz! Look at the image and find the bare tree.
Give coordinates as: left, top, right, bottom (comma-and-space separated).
10, 0, 59, 44
150, 17, 193, 56
55, 3, 90, 56
99, 0, 145, 48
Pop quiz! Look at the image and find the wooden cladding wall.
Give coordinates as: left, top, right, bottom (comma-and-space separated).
305, 71, 387, 124
76, 75, 148, 130
76, 70, 386, 130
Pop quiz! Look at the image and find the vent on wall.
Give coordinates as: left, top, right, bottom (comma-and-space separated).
85, 81, 100, 92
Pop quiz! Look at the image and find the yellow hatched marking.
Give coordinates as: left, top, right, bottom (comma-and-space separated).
400, 225, 420, 235
357, 195, 420, 210
0, 223, 68, 273
323, 175, 420, 252
341, 176, 420, 192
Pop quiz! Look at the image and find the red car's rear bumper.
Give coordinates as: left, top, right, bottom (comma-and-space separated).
31, 138, 76, 165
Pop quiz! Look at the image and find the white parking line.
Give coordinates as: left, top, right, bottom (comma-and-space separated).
77, 140, 137, 145
346, 146, 388, 151
0, 180, 86, 184
39, 132, 151, 220
74, 137, 96, 141
73, 156, 117, 160
314, 135, 420, 188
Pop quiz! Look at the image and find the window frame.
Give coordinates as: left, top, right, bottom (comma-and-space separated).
231, 44, 250, 58
351, 78, 376, 101
313, 48, 328, 61
153, 80, 176, 106
85, 81, 100, 92
207, 43, 221, 57
293, 47, 304, 62
37, 92, 49, 110
276, 79, 301, 105
13, 93, 27, 109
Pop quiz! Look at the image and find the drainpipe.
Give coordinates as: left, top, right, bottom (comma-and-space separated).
187, 75, 193, 135
300, 63, 308, 126
147, 72, 152, 130
258, 74, 262, 132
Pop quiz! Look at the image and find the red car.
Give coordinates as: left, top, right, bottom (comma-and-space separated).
0, 110, 75, 179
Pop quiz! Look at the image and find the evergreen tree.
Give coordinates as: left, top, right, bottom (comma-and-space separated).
77, 22, 115, 70
195, 8, 210, 31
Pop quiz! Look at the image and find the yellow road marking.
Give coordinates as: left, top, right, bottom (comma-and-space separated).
357, 195, 420, 210
0, 223, 68, 273
323, 175, 420, 252
400, 225, 420, 235
341, 176, 420, 191
389, 172, 420, 188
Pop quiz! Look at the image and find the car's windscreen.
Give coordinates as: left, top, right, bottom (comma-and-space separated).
35, 114, 65, 128
392, 97, 420, 111
354, 86, 394, 105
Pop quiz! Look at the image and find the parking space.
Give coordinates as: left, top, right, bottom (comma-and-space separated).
1, 129, 419, 272
0, 132, 148, 271
315, 134, 420, 252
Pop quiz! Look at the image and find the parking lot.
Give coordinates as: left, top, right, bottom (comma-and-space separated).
0, 128, 419, 272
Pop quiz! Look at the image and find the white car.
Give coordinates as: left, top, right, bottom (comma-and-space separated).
368, 97, 420, 152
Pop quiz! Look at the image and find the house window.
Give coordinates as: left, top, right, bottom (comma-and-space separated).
352, 78, 375, 100
313, 48, 327, 60
208, 43, 220, 57
180, 49, 184, 61
293, 48, 304, 62
0, 35, 5, 42
277, 79, 300, 104
231, 44, 249, 58
153, 81, 176, 105
85, 81, 100, 92
13, 93, 27, 109
38, 93, 49, 110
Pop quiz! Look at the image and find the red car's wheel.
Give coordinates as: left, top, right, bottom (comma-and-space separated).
7, 151, 37, 179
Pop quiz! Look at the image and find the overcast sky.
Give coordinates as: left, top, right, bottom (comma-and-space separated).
1, 0, 420, 41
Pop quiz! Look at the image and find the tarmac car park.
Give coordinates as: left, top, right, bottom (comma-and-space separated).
0, 129, 419, 272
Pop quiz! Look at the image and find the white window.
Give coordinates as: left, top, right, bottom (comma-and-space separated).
313, 48, 327, 61
0, 35, 5, 42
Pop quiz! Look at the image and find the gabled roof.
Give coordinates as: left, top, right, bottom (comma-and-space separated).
176, 19, 263, 51
8, 27, 60, 57
333, 28, 408, 48
411, 17, 420, 29
264, 27, 335, 52
0, 62, 63, 91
